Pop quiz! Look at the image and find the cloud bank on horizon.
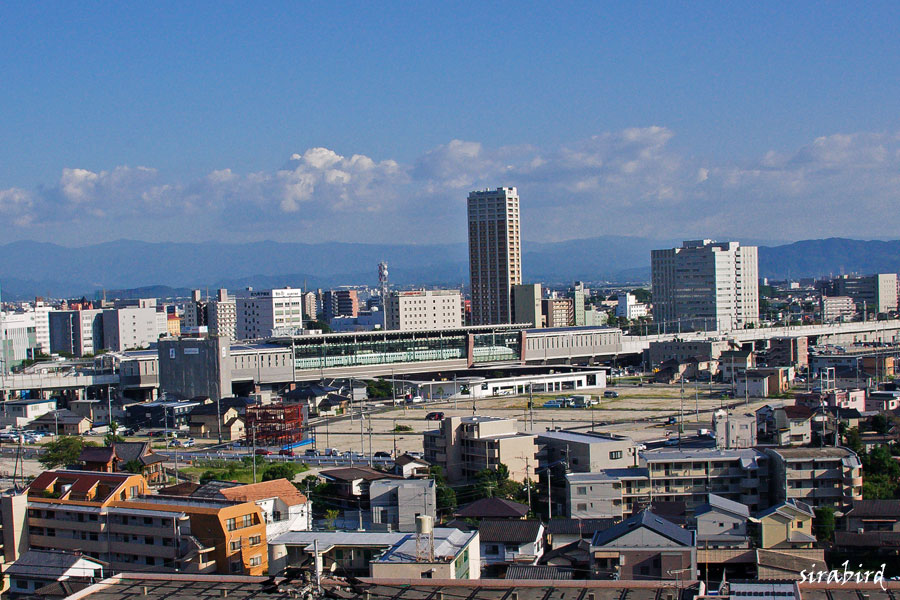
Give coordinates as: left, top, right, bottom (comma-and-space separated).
1, 127, 898, 245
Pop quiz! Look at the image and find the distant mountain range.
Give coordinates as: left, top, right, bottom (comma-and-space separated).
0, 237, 897, 300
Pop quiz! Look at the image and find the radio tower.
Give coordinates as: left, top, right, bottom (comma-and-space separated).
378, 261, 389, 308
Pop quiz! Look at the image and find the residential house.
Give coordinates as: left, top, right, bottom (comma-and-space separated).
755, 500, 817, 550
0, 399, 58, 429
478, 519, 544, 571
215, 479, 311, 536
545, 518, 617, 550
693, 494, 750, 549
268, 527, 480, 580
842, 499, 900, 533
712, 411, 757, 449
391, 454, 430, 478
539, 539, 591, 577
27, 409, 90, 435
454, 497, 530, 520
755, 549, 822, 580
370, 527, 480, 580
369, 478, 436, 532
6, 549, 104, 598
589, 510, 697, 580
79, 442, 165, 485
773, 405, 814, 446
188, 404, 245, 441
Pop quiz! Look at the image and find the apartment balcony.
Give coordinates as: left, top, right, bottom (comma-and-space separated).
28, 517, 104, 532
814, 468, 842, 480
740, 493, 760, 505
813, 488, 842, 498
29, 534, 107, 554
740, 478, 759, 490
109, 523, 177, 537
844, 475, 863, 486
787, 469, 814, 480
109, 541, 177, 558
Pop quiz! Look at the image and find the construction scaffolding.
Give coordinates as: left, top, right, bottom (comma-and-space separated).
244, 402, 305, 447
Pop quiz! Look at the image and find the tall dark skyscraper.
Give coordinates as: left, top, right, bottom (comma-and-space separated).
467, 187, 521, 325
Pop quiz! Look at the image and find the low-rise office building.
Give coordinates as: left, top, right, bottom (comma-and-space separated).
385, 290, 462, 331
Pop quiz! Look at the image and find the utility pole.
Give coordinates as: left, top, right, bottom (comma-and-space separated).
360, 408, 365, 461
252, 425, 257, 483
546, 470, 552, 520
525, 456, 532, 514
679, 379, 684, 447
368, 418, 374, 467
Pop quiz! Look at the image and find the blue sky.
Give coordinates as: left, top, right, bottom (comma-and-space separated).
2, 2, 900, 245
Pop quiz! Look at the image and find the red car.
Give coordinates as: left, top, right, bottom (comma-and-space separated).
278, 449, 295, 457
254, 449, 273, 456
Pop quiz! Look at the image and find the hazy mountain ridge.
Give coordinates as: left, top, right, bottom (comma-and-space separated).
0, 237, 897, 300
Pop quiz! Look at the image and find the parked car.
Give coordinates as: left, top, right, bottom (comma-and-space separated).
410, 396, 424, 404
374, 451, 392, 458
666, 416, 678, 425
278, 449, 295, 457
425, 412, 445, 421
603, 390, 619, 398
255, 449, 273, 456
304, 449, 320, 457
543, 399, 564, 408
324, 448, 339, 457
664, 438, 679, 446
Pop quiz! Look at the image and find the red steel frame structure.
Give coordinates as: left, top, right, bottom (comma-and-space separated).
244, 402, 304, 447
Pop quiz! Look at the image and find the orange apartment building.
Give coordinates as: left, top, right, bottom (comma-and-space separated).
1, 470, 267, 576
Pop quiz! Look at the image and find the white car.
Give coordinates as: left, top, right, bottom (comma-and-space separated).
411, 396, 424, 403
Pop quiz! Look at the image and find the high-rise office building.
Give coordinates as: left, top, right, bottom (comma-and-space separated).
512, 284, 542, 328
467, 187, 521, 325
651, 239, 759, 332
236, 288, 306, 339
385, 289, 462, 331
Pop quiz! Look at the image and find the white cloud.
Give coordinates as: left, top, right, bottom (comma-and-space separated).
4, 129, 900, 243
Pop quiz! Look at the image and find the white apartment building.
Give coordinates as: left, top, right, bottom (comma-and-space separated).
467, 187, 522, 325
615, 293, 649, 320
208, 289, 237, 339
236, 288, 306, 339
651, 239, 759, 332
48, 309, 104, 356
102, 307, 161, 352
0, 311, 39, 367
384, 290, 462, 330
821, 296, 855, 322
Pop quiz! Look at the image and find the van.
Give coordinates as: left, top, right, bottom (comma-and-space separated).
543, 400, 564, 408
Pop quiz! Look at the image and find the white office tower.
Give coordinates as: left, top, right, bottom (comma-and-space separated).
236, 288, 306, 339
651, 240, 759, 332
467, 187, 522, 325
385, 290, 463, 331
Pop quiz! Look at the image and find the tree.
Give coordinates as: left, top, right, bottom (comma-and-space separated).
262, 463, 299, 482
309, 319, 332, 333
324, 509, 340, 530
40, 436, 92, 469
844, 427, 862, 454
814, 506, 835, 541
122, 460, 144, 474
630, 288, 651, 303
871, 414, 892, 435
104, 421, 125, 446
366, 379, 393, 399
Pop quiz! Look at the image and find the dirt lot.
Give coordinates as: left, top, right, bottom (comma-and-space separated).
311, 383, 780, 455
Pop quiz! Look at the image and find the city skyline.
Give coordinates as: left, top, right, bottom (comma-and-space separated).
2, 4, 900, 244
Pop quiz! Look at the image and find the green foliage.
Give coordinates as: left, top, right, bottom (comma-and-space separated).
629, 288, 651, 303
122, 460, 144, 474
262, 462, 301, 482
39, 436, 90, 469
430, 465, 457, 515
870, 414, 891, 435
104, 421, 125, 446
814, 506, 835, 541
861, 445, 900, 499
844, 427, 862, 454
309, 319, 332, 333
393, 424, 414, 432
324, 509, 340, 530
366, 379, 394, 399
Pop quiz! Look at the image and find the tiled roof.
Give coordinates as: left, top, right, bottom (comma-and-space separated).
545, 518, 617, 536
845, 499, 900, 518
157, 482, 201, 496
756, 549, 819, 574
834, 531, 900, 548
319, 466, 400, 482
394, 454, 429, 467
477, 519, 543, 543
5, 549, 103, 577
591, 510, 694, 548
506, 565, 574, 580
455, 497, 529, 518
79, 446, 117, 464
782, 405, 814, 420
218, 479, 308, 507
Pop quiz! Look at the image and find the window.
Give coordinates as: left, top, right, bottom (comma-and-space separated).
230, 540, 242, 551
242, 514, 253, 528
249, 555, 262, 567
610, 450, 623, 460
226, 518, 237, 531
249, 535, 261, 546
